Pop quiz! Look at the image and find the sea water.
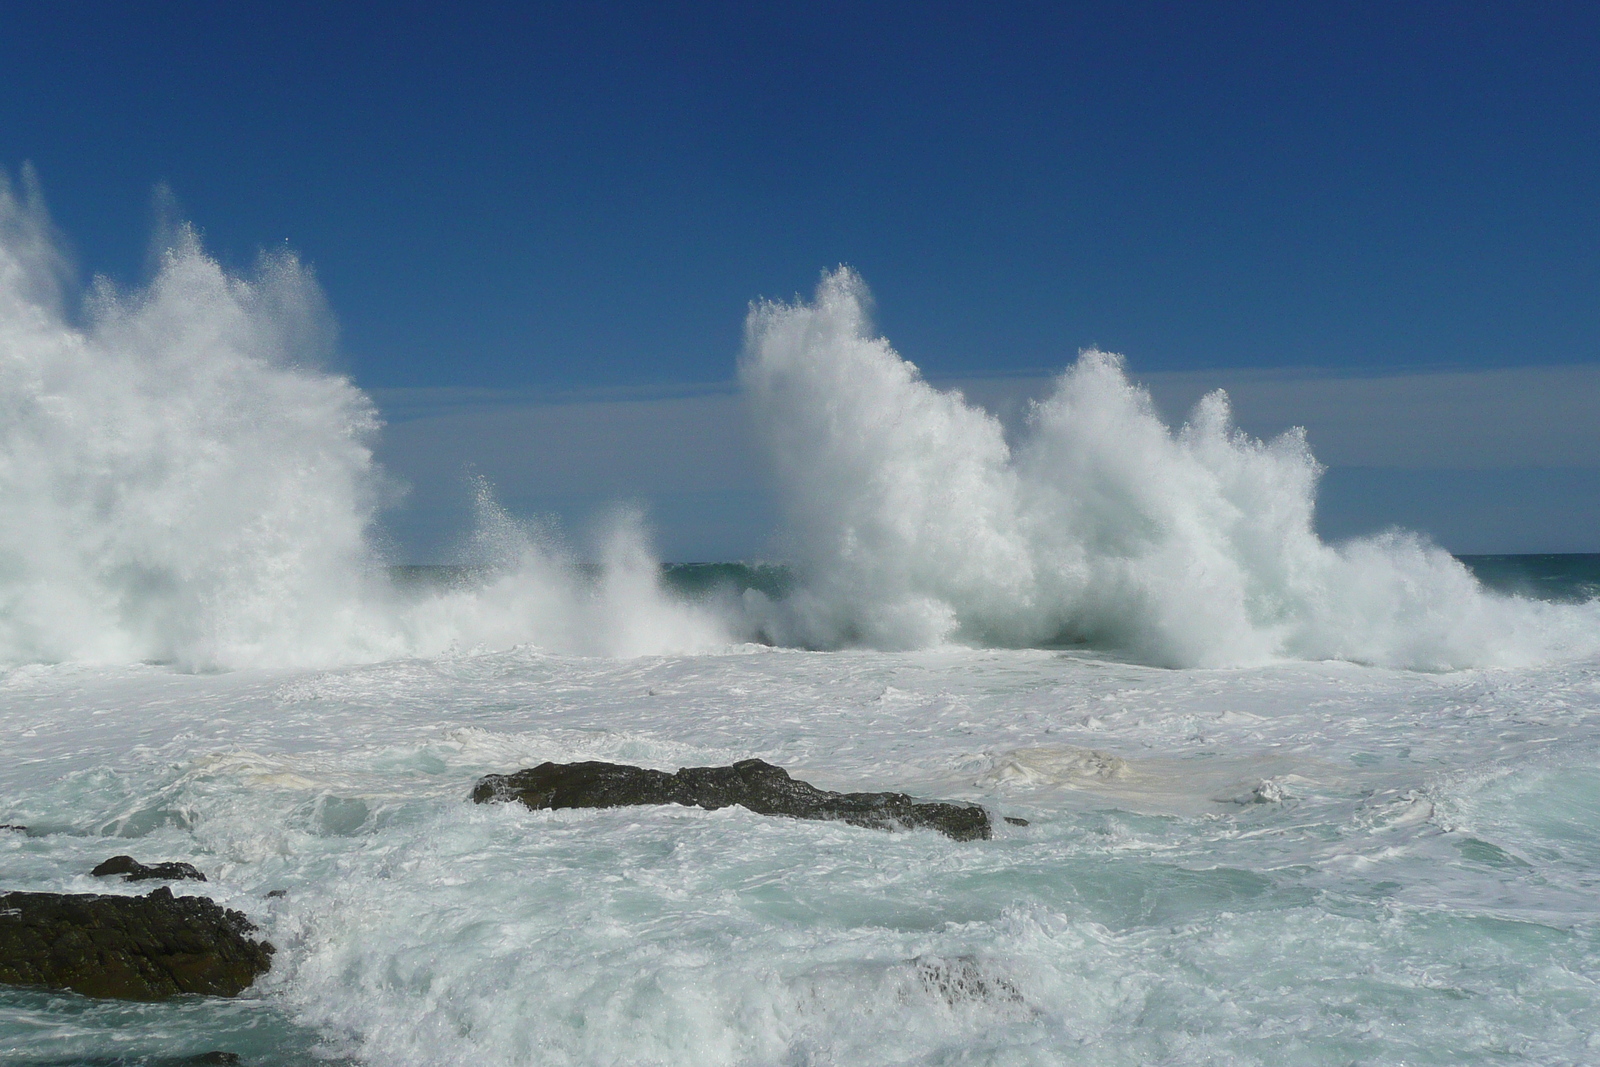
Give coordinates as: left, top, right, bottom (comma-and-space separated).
7, 643, 1600, 1065
3, 174, 1600, 1066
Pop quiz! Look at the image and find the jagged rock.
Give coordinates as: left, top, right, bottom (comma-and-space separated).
0, 886, 274, 1000
92, 855, 207, 882
473, 757, 992, 841
1, 824, 25, 832
1002, 816, 1029, 826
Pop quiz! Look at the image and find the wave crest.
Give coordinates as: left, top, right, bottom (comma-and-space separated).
740, 268, 1599, 668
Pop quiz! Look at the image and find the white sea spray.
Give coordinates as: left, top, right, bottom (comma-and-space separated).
740, 267, 1600, 667
0, 174, 732, 669
2, 178, 1596, 672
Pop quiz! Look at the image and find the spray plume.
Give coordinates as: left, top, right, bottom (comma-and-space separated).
0, 180, 1592, 671
740, 268, 1599, 668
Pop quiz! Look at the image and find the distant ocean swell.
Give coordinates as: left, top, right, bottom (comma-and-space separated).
1, 173, 1596, 672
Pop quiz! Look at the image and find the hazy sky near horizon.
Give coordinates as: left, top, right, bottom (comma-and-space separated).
2, 3, 1597, 556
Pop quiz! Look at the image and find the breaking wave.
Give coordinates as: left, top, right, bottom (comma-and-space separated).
0, 176, 1593, 671
739, 269, 1600, 668
0, 173, 729, 669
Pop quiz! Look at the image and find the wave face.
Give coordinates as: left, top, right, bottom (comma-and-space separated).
740, 269, 1600, 668
0, 176, 730, 669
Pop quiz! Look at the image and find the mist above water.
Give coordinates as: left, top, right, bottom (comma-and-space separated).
0, 179, 1593, 671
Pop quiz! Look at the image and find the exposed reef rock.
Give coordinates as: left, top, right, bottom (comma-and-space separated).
92, 855, 207, 882
0, 886, 274, 1000
473, 757, 992, 841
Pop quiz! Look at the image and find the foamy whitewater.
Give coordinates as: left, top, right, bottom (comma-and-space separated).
3, 176, 1600, 1066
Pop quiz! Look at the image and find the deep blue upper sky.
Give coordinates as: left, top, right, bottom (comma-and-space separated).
3, 2, 1597, 389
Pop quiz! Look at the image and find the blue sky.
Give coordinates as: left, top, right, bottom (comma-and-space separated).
3, 3, 1597, 557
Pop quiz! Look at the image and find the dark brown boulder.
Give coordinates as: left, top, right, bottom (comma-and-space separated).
92, 855, 207, 882
0, 886, 274, 1000
473, 758, 992, 841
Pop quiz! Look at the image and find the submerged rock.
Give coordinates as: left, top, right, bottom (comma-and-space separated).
0, 886, 274, 1000
914, 954, 1025, 1008
473, 758, 992, 841
92, 855, 207, 882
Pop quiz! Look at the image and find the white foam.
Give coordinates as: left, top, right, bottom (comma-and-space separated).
1, 178, 1593, 673
0, 175, 733, 669
740, 268, 1600, 667
9, 646, 1600, 1065
0, 173, 393, 668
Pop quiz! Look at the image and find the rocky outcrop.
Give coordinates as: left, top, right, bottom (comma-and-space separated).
92, 855, 207, 882
0, 886, 273, 1000
473, 757, 992, 841
8, 1054, 241, 1066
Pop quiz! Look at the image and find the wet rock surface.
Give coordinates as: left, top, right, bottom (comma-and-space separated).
92, 855, 207, 882
0, 886, 274, 1000
9, 1054, 241, 1066
473, 757, 992, 841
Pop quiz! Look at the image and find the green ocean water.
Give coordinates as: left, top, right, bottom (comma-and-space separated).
1456, 554, 1600, 603
391, 556, 1600, 608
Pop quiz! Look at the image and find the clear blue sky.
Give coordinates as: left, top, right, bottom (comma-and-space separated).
4, 3, 1597, 558
5, 2, 1597, 387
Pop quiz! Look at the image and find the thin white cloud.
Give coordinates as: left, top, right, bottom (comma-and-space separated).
953, 363, 1600, 471
370, 364, 1599, 558
377, 363, 1599, 498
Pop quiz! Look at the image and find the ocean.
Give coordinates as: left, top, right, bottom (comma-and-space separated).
3, 189, 1600, 1066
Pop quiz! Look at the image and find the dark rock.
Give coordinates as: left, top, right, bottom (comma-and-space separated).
264, 889, 287, 898
1002, 816, 1030, 827
0, 885, 274, 1000
1, 824, 25, 832
914, 954, 1025, 1007
92, 855, 207, 882
473, 758, 992, 841
4, 1054, 240, 1067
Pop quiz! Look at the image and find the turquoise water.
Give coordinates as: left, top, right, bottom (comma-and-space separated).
4, 638, 1600, 1065
695, 556, 1600, 608
389, 563, 795, 600
1457, 554, 1600, 604
390, 555, 1600, 610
